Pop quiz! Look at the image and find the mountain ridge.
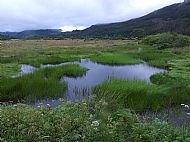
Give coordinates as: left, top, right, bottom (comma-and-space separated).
0, 29, 62, 38
1, 2, 190, 38
71, 2, 190, 38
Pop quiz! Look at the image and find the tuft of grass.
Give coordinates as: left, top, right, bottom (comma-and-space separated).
94, 79, 190, 112
22, 56, 82, 67
91, 53, 141, 65
168, 58, 190, 81
0, 63, 21, 77
0, 64, 88, 102
93, 79, 164, 111
37, 64, 88, 79
137, 46, 174, 68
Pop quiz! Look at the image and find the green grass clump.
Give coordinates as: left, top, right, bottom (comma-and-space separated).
91, 53, 141, 65
0, 64, 88, 102
150, 55, 190, 106
22, 56, 82, 67
137, 46, 175, 68
93, 79, 164, 111
37, 64, 88, 79
1, 76, 66, 102
0, 56, 20, 64
0, 103, 189, 142
94, 79, 190, 112
0, 63, 21, 77
168, 58, 190, 81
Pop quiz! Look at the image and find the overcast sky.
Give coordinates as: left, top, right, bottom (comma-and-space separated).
0, 0, 181, 32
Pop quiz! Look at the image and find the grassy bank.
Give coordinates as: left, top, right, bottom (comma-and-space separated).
137, 47, 174, 68
0, 64, 88, 102
91, 53, 141, 65
93, 79, 190, 112
93, 80, 161, 111
0, 63, 21, 77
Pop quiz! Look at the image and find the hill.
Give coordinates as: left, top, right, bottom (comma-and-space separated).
0, 34, 10, 40
0, 29, 62, 38
67, 2, 190, 38
1, 2, 190, 39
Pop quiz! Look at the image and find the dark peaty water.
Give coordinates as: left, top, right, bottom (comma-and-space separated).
20, 59, 166, 107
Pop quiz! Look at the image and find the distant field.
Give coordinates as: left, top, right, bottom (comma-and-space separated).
0, 39, 130, 49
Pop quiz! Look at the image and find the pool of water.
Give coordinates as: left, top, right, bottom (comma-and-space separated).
20, 59, 166, 107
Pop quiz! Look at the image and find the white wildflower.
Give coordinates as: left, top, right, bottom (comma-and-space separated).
46, 104, 50, 107
59, 98, 64, 102
81, 135, 86, 140
13, 104, 17, 107
185, 105, 189, 109
186, 113, 190, 116
89, 114, 93, 119
91, 120, 99, 127
181, 104, 185, 106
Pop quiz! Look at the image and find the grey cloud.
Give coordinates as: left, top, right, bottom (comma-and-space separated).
0, 0, 181, 32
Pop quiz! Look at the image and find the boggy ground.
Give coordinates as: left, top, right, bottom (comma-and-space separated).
0, 34, 190, 141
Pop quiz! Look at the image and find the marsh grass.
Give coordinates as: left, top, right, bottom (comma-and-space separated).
0, 39, 126, 67
168, 58, 190, 81
93, 79, 164, 111
91, 53, 141, 65
0, 63, 21, 77
0, 39, 189, 108
0, 56, 20, 63
150, 55, 190, 106
21, 55, 83, 67
0, 64, 88, 102
150, 73, 190, 105
93, 79, 190, 112
0, 39, 190, 141
137, 46, 175, 68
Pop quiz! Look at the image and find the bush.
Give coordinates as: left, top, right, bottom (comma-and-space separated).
142, 33, 190, 49
130, 28, 146, 39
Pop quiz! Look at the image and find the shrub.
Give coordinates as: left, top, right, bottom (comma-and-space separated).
142, 33, 190, 49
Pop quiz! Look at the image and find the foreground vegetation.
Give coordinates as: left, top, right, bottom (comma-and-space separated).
0, 33, 190, 141
0, 103, 190, 142
0, 63, 21, 77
